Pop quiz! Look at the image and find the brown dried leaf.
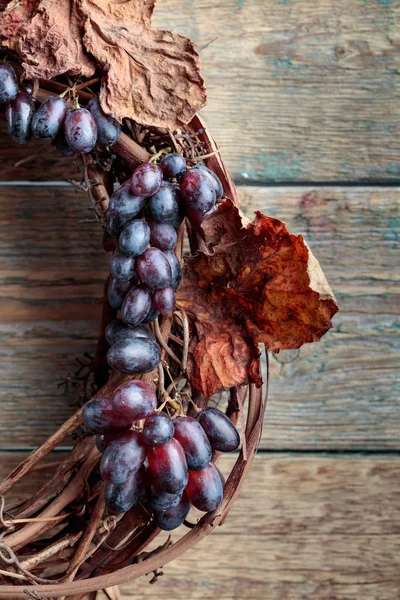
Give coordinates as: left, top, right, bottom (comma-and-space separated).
177, 200, 338, 398
0, 0, 206, 128
79, 0, 206, 127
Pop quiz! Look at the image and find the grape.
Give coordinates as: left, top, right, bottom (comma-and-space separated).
107, 181, 147, 238
173, 416, 212, 470
136, 247, 172, 290
192, 164, 223, 200
143, 412, 174, 446
52, 131, 75, 156
96, 433, 117, 453
105, 319, 153, 346
160, 153, 186, 180
121, 286, 152, 327
83, 397, 132, 434
119, 220, 150, 258
147, 438, 188, 493
64, 108, 97, 153
180, 169, 216, 213
107, 336, 161, 374
100, 431, 147, 484
152, 287, 176, 314
130, 163, 163, 197
186, 205, 216, 229
0, 63, 18, 103
196, 407, 240, 452
23, 82, 34, 95
163, 250, 182, 289
87, 97, 121, 146
149, 221, 177, 250
186, 463, 223, 512
6, 90, 35, 144
111, 380, 157, 421
148, 480, 183, 511
31, 96, 67, 139
147, 182, 181, 225
105, 468, 145, 514
142, 305, 160, 324
110, 249, 136, 281
107, 277, 133, 310
153, 492, 190, 531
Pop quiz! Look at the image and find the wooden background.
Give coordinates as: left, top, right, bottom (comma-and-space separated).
0, 0, 399, 598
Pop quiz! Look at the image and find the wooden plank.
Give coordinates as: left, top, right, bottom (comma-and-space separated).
154, 0, 400, 183
0, 185, 398, 449
0, 186, 108, 445
237, 186, 400, 449
2, 453, 399, 600
99, 454, 400, 600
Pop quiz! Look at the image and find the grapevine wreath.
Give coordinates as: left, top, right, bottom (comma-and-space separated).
0, 1, 338, 598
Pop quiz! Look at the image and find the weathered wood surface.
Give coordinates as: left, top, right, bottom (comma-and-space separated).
0, 185, 398, 449
154, 0, 400, 183
2, 454, 400, 600
0, 0, 399, 183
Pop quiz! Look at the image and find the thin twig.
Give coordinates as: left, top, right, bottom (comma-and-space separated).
153, 319, 181, 367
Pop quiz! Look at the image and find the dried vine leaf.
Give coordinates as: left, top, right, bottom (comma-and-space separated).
79, 0, 206, 126
0, 0, 206, 128
177, 200, 338, 398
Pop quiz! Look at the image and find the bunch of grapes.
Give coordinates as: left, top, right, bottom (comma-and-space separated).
83, 380, 240, 530
0, 62, 121, 152
105, 155, 223, 377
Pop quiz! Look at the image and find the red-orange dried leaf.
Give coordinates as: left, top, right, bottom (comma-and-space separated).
79, 0, 206, 127
177, 200, 338, 398
0, 0, 39, 40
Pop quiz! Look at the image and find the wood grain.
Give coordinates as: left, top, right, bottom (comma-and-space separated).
154, 0, 400, 183
1, 453, 399, 600
0, 185, 398, 449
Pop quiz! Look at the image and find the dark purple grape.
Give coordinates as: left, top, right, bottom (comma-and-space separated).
196, 407, 240, 452
31, 96, 67, 139
180, 170, 216, 214
121, 286, 152, 327
160, 153, 186, 180
0, 63, 18, 103
186, 463, 223, 512
142, 305, 160, 324
143, 412, 174, 446
147, 182, 181, 224
152, 287, 176, 314
64, 108, 97, 153
148, 438, 188, 493
87, 96, 121, 146
149, 481, 183, 511
153, 492, 190, 531
112, 380, 157, 421
186, 205, 217, 229
105, 319, 153, 346
107, 276, 133, 310
163, 250, 182, 289
52, 131, 75, 156
23, 82, 34, 95
173, 416, 212, 470
119, 220, 150, 258
136, 247, 172, 290
149, 221, 177, 250
96, 433, 118, 453
105, 467, 145, 514
83, 397, 132, 434
110, 249, 136, 281
130, 163, 163, 197
192, 164, 223, 200
6, 90, 35, 144
107, 181, 147, 238
100, 431, 147, 484
107, 336, 161, 374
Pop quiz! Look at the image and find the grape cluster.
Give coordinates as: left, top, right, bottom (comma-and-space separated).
105, 154, 223, 377
83, 381, 240, 530
0, 63, 121, 152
